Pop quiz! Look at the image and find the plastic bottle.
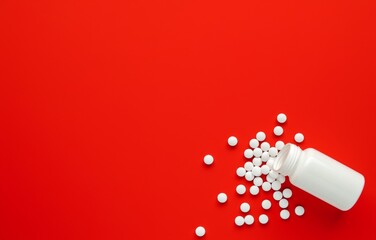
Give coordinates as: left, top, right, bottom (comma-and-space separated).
273, 144, 365, 211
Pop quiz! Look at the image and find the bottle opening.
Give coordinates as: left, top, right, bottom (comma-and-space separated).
273, 144, 291, 172
273, 143, 301, 176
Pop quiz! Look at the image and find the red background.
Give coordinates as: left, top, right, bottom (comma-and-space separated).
1, 0, 375, 239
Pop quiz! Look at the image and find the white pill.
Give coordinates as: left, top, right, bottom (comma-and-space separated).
244, 149, 254, 159
259, 214, 269, 224
272, 181, 281, 191
275, 141, 285, 150
269, 170, 279, 179
228, 136, 238, 146
244, 215, 254, 225
273, 126, 284, 136
266, 174, 275, 183
261, 165, 270, 175
249, 139, 259, 148
277, 174, 286, 184
282, 188, 292, 198
253, 148, 262, 157
203, 155, 214, 165
240, 202, 251, 213
279, 198, 289, 208
235, 216, 245, 226
261, 152, 270, 162
294, 133, 304, 143
262, 199, 272, 210
236, 167, 246, 177
280, 209, 290, 220
217, 193, 227, 203
256, 131, 266, 141
260, 142, 270, 151
236, 184, 246, 195
266, 158, 275, 168
277, 113, 287, 124
251, 166, 262, 176
252, 157, 262, 167
261, 181, 272, 191
250, 186, 259, 195
269, 147, 278, 157
295, 206, 305, 216
245, 171, 255, 181
244, 161, 254, 171
253, 177, 263, 186
273, 191, 283, 201
195, 226, 206, 237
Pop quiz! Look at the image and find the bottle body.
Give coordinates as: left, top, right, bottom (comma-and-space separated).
274, 144, 365, 211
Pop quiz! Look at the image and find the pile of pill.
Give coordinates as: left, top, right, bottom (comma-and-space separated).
196, 113, 306, 237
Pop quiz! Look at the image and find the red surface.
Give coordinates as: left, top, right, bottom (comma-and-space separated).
0, 0, 376, 239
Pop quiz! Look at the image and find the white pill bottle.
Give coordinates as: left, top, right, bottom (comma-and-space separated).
273, 144, 365, 211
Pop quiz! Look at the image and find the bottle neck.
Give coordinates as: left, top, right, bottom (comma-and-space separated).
273, 144, 302, 176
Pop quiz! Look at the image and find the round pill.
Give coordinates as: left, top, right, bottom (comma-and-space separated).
253, 177, 263, 186
266, 174, 275, 183
282, 188, 292, 198
235, 216, 245, 226
252, 157, 262, 167
272, 181, 281, 191
273, 191, 283, 201
269, 170, 279, 179
253, 148, 262, 157
236, 167, 246, 177
280, 209, 290, 220
295, 206, 305, 216
203, 155, 214, 165
244, 161, 254, 171
269, 147, 278, 157
249, 139, 259, 148
294, 133, 304, 143
251, 166, 262, 176
244, 215, 254, 225
266, 158, 275, 168
259, 214, 269, 224
273, 126, 284, 136
245, 171, 255, 181
261, 165, 270, 175
217, 193, 227, 203
250, 186, 259, 195
260, 142, 270, 151
240, 202, 251, 213
244, 149, 254, 159
275, 141, 285, 150
256, 131, 266, 141
195, 226, 205, 237
262, 199, 272, 210
279, 198, 289, 208
261, 181, 272, 191
277, 174, 286, 184
277, 113, 287, 124
261, 152, 270, 162
236, 184, 246, 195
228, 136, 238, 146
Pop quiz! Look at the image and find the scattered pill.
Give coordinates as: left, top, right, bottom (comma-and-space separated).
244, 149, 254, 159
275, 141, 285, 150
253, 177, 263, 186
259, 214, 269, 224
269, 147, 278, 157
256, 131, 266, 141
266, 174, 275, 183
260, 142, 270, 151
217, 193, 227, 203
272, 181, 281, 191
244, 215, 254, 225
228, 136, 238, 146
252, 157, 262, 167
262, 182, 272, 191
295, 206, 305, 216
250, 186, 259, 195
280, 209, 290, 220
277, 113, 287, 124
195, 226, 206, 237
277, 174, 286, 184
203, 155, 214, 165
236, 184, 246, 195
249, 139, 259, 148
262, 200, 272, 210
273, 191, 283, 201
236, 167, 246, 177
294, 133, 304, 143
261, 152, 270, 162
251, 166, 262, 176
282, 188, 292, 198
245, 171, 255, 181
279, 199, 289, 208
253, 148, 262, 157
273, 126, 284, 136
266, 158, 275, 168
261, 165, 270, 175
240, 202, 251, 213
235, 216, 245, 226
244, 161, 254, 171
268, 170, 279, 179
